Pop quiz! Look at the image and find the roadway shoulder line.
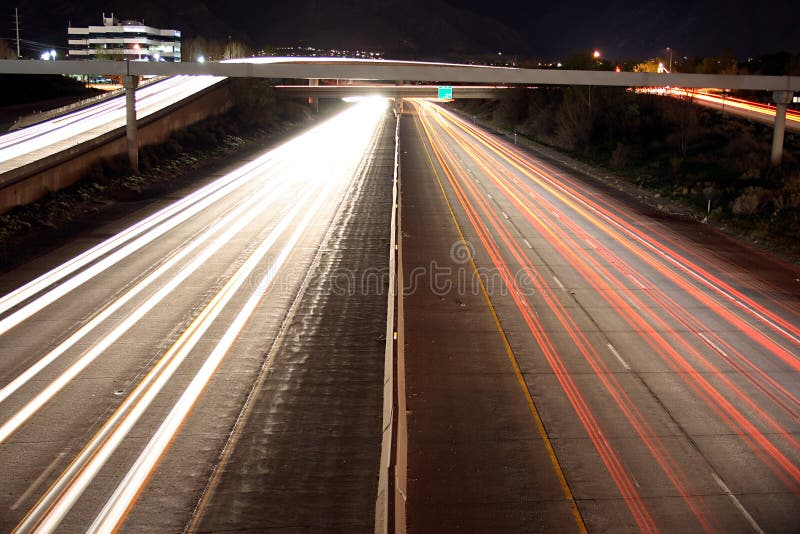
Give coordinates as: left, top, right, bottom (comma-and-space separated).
413, 106, 587, 533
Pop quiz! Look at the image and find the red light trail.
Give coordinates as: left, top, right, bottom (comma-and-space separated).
411, 98, 800, 531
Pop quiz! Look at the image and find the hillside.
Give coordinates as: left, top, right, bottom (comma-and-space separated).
12, 0, 528, 58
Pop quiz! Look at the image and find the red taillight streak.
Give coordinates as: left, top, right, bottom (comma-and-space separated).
448, 108, 800, 350
445, 138, 720, 528
448, 105, 800, 346
418, 103, 663, 532
436, 110, 800, 425
426, 104, 800, 493
475, 145, 800, 427
429, 106, 800, 517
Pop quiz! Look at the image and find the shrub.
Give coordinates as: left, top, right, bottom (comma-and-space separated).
731, 187, 765, 215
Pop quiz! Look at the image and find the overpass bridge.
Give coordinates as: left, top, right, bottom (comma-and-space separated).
1, 57, 798, 169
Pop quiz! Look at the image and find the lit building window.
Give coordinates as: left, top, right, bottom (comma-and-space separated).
67, 13, 181, 62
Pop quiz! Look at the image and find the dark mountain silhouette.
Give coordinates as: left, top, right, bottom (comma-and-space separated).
11, 0, 529, 58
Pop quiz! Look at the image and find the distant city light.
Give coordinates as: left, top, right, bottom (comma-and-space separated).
615, 65, 621, 72
593, 50, 601, 59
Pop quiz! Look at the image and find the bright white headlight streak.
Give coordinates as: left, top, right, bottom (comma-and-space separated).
14, 187, 317, 534
0, 180, 294, 444
91, 101, 388, 532
89, 159, 338, 533
0, 153, 276, 331
0, 121, 335, 333
0, 76, 223, 162
0, 77, 196, 149
11, 100, 387, 533
0, 176, 290, 407
0, 97, 381, 329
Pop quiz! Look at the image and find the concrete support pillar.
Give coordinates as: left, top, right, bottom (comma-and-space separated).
771, 90, 794, 166
308, 78, 319, 114
123, 75, 140, 172
394, 98, 403, 115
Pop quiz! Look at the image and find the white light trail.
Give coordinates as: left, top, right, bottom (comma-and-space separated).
14, 186, 316, 533
89, 157, 336, 533
0, 151, 276, 326
9, 99, 388, 533
0, 76, 223, 163
0, 177, 289, 407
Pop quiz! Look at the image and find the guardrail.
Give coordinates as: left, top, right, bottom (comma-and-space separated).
376, 107, 406, 534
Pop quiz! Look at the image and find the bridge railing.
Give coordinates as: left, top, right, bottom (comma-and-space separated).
1, 59, 798, 91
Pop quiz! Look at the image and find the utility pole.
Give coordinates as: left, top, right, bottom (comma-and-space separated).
15, 7, 21, 58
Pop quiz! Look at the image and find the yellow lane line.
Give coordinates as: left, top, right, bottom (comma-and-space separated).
411, 102, 587, 533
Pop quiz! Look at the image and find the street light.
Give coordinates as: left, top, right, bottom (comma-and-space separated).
593, 50, 601, 59
197, 55, 205, 63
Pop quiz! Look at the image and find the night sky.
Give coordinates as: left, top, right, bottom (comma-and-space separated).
7, 0, 800, 61
446, 0, 800, 59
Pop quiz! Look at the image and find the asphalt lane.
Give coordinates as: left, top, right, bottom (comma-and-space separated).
404, 99, 800, 532
400, 105, 583, 532
0, 100, 392, 532
187, 108, 394, 532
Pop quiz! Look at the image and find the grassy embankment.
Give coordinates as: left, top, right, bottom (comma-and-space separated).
0, 79, 313, 268
450, 88, 800, 261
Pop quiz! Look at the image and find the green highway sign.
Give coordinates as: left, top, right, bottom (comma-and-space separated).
437, 85, 453, 99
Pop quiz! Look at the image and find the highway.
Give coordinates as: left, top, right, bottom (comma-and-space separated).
0, 75, 224, 175
643, 87, 800, 132
0, 99, 392, 532
402, 99, 800, 532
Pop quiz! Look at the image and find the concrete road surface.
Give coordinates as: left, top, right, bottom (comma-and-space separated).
401, 99, 800, 533
0, 100, 393, 532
